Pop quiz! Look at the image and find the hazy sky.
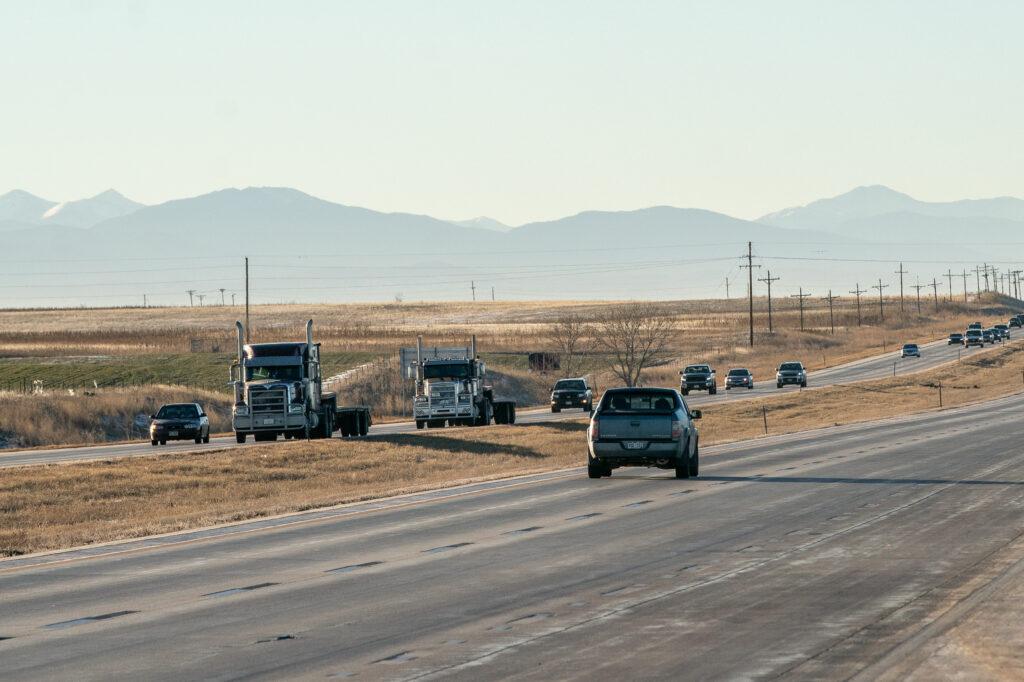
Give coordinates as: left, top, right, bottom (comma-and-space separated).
2, 1, 1021, 225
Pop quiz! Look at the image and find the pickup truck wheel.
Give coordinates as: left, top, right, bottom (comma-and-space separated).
675, 460, 690, 479
552, 406, 561, 413
688, 445, 700, 477
588, 461, 603, 479
801, 381, 807, 388
725, 386, 730, 390
159, 439, 167, 445
416, 420, 425, 430
681, 388, 689, 396
235, 433, 246, 444
151, 439, 158, 446
748, 384, 754, 390
776, 382, 783, 389
194, 436, 202, 444
710, 386, 717, 395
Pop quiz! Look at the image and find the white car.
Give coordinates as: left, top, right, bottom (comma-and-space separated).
900, 343, 920, 358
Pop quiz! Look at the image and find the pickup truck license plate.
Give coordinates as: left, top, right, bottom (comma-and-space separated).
168, 430, 178, 437
623, 441, 646, 450
263, 418, 275, 425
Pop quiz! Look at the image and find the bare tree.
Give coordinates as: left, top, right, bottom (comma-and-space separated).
545, 313, 591, 377
594, 303, 674, 387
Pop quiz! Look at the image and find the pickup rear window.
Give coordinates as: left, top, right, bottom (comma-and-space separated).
684, 366, 710, 373
599, 390, 679, 414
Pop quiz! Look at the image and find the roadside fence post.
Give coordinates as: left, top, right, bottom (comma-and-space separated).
762, 405, 768, 435
893, 361, 897, 377
938, 381, 943, 408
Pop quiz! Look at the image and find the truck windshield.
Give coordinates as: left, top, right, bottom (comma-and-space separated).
684, 366, 709, 373
599, 390, 678, 414
246, 366, 302, 381
554, 380, 586, 391
779, 363, 803, 371
423, 363, 471, 379
728, 369, 750, 376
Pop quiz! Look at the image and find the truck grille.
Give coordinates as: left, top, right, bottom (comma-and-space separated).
429, 384, 457, 408
250, 387, 287, 414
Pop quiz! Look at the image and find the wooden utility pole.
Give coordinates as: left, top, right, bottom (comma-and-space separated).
491, 286, 495, 302
872, 279, 889, 321
910, 280, 925, 314
821, 290, 838, 334
957, 270, 969, 302
471, 280, 476, 301
740, 241, 760, 346
895, 262, 909, 312
186, 289, 195, 307
725, 276, 730, 299
972, 265, 983, 294
758, 270, 780, 333
219, 288, 226, 306
929, 278, 942, 311
1013, 270, 1024, 300
850, 283, 867, 326
982, 263, 990, 292
944, 270, 955, 302
790, 287, 812, 331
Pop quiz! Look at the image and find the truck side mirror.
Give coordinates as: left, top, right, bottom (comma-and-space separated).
690, 409, 702, 420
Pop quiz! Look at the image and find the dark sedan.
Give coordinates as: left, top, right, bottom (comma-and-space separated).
150, 403, 210, 445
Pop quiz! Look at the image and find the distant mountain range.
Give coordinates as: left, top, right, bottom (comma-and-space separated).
0, 188, 143, 230
1, 184, 1021, 306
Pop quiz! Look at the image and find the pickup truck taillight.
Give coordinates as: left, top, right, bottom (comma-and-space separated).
590, 419, 599, 440
671, 420, 683, 440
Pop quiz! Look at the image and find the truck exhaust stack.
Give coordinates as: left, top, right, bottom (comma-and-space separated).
306, 319, 314, 347
235, 321, 245, 362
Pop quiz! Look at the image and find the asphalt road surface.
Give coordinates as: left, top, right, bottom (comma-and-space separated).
0, 335, 1003, 469
2, 392, 1023, 679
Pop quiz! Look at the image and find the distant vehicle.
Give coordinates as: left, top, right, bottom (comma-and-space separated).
900, 343, 920, 358
680, 364, 717, 395
1009, 317, 1022, 329
587, 387, 700, 479
968, 322, 983, 331
231, 320, 371, 442
725, 367, 754, 389
982, 329, 996, 344
776, 361, 807, 388
948, 333, 964, 345
964, 329, 984, 347
150, 403, 210, 446
988, 328, 1004, 343
550, 377, 594, 413
994, 324, 1010, 339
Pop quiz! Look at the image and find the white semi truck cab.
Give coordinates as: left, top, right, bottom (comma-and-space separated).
408, 335, 516, 429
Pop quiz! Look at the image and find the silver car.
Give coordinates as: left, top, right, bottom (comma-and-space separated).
587, 387, 700, 479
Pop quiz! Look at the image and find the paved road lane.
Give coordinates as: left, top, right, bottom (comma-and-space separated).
2, 393, 1023, 679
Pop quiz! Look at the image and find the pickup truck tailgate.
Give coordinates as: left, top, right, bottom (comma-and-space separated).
598, 415, 672, 439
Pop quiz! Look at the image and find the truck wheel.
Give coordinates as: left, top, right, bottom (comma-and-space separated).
675, 459, 691, 479
681, 388, 689, 396
194, 436, 202, 444
688, 445, 700, 478
552, 406, 561, 413
710, 386, 717, 395
159, 439, 167, 445
235, 433, 246, 444
588, 461, 603, 479
776, 382, 783, 389
725, 386, 730, 390
801, 380, 807, 388
416, 420, 425, 430
748, 384, 754, 390
151, 439, 158, 446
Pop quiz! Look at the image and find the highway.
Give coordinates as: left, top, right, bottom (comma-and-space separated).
2, 392, 1023, 679
0, 335, 998, 469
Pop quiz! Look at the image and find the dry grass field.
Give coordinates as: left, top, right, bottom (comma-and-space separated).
0, 294, 1018, 447
4, 339, 1024, 557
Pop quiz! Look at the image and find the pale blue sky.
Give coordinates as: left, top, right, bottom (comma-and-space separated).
2, 1, 1021, 224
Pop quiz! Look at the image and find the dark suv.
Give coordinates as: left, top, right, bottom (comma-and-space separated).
550, 377, 594, 413
150, 403, 210, 445
776, 361, 808, 388
680, 364, 717, 395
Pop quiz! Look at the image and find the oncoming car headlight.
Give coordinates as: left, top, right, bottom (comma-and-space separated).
289, 405, 304, 414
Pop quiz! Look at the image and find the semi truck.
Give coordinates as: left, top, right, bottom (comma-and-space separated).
406, 335, 516, 429
230, 320, 371, 442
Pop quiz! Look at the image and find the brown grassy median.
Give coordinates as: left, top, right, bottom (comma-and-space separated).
4, 342, 1024, 558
